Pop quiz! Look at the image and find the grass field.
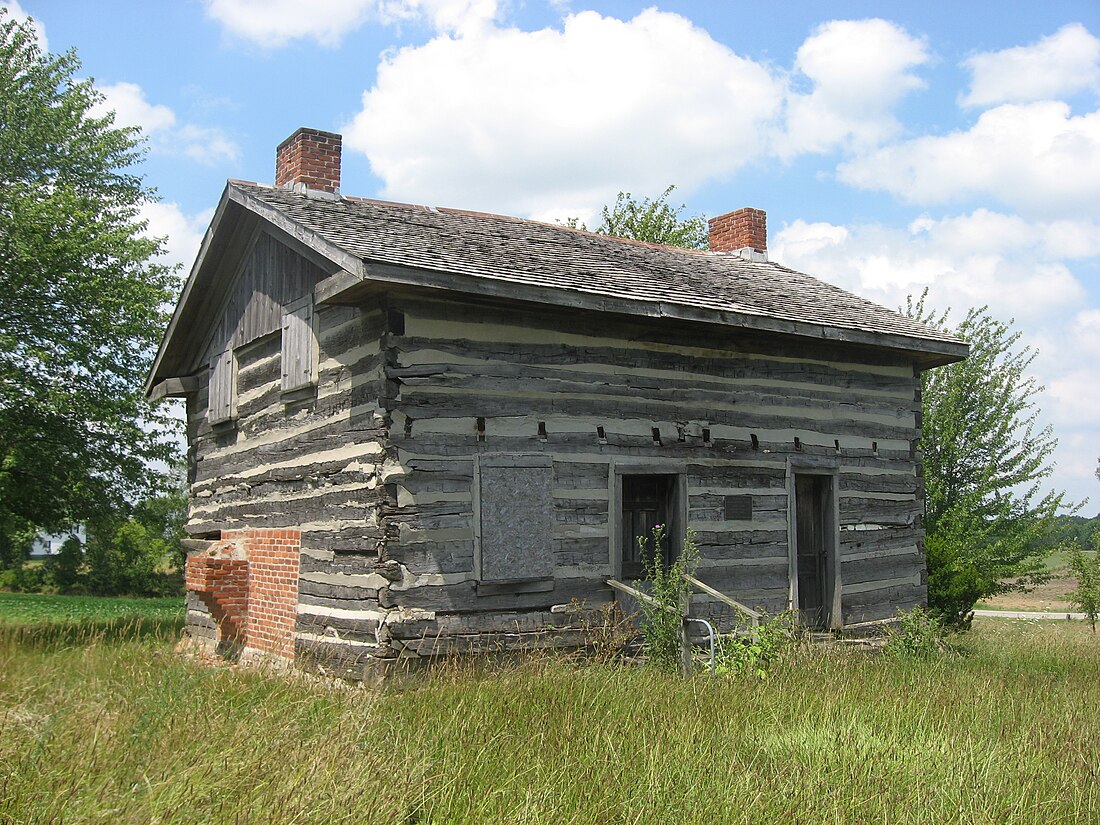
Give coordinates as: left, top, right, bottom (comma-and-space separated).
2, 603, 1099, 824
0, 591, 184, 625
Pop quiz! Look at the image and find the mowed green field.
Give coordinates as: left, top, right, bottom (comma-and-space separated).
0, 591, 184, 624
1, 599, 1098, 824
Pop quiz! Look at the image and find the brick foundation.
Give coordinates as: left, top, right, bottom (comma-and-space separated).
185, 529, 301, 661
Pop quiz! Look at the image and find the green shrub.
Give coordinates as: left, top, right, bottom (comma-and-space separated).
714, 611, 796, 679
0, 562, 48, 593
883, 607, 949, 659
43, 536, 84, 592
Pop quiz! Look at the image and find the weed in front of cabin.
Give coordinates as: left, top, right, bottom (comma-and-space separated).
634, 524, 699, 673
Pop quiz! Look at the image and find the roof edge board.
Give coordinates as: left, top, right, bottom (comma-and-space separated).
227, 184, 367, 280
145, 184, 236, 396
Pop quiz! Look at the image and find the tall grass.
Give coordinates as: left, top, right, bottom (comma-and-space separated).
1, 619, 1098, 823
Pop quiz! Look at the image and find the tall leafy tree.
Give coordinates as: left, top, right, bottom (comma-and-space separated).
909, 297, 1069, 625
0, 12, 180, 564
592, 185, 708, 249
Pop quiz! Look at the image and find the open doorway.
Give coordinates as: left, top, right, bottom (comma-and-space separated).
793, 473, 839, 629
619, 473, 678, 579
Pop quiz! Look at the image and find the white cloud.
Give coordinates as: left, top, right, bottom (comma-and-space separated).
177, 124, 241, 166
772, 213, 1100, 510
3, 1, 47, 51
780, 19, 929, 156
204, 0, 376, 47
771, 210, 1088, 325
91, 81, 240, 167
340, 12, 937, 217
379, 0, 501, 36
203, 0, 500, 46
140, 202, 216, 272
91, 82, 177, 133
961, 23, 1100, 108
346, 9, 782, 216
837, 102, 1100, 218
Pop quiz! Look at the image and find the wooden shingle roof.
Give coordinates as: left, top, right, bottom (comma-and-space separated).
147, 180, 967, 394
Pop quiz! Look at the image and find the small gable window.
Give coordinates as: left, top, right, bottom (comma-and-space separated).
208, 347, 237, 427
281, 294, 317, 396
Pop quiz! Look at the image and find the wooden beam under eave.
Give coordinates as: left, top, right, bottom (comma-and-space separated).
148, 375, 200, 401
314, 269, 367, 305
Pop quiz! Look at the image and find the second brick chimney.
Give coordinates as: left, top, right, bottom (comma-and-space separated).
275, 128, 342, 195
708, 208, 767, 259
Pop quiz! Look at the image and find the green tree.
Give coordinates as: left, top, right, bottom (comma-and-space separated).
1067, 541, 1100, 633
909, 297, 1068, 626
0, 12, 181, 563
593, 185, 708, 249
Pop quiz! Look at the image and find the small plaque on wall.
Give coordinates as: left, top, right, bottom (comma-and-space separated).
724, 495, 753, 521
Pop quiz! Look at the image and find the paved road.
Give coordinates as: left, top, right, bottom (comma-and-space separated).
973, 608, 1087, 620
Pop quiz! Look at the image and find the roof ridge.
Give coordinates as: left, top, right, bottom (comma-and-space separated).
233, 179, 707, 255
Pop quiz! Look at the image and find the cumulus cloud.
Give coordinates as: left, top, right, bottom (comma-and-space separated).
345, 12, 935, 217
961, 23, 1100, 108
779, 18, 929, 156
204, 0, 375, 47
346, 9, 782, 217
140, 202, 216, 272
91, 82, 240, 166
91, 81, 177, 132
204, 0, 500, 47
836, 102, 1100, 218
771, 210, 1088, 325
772, 212, 1099, 508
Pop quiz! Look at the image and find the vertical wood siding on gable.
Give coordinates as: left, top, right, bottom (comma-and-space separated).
203, 231, 329, 367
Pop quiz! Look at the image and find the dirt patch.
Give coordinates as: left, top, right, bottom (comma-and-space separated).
982, 573, 1077, 612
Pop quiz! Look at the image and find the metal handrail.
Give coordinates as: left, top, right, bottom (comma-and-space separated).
684, 617, 716, 674
608, 575, 760, 675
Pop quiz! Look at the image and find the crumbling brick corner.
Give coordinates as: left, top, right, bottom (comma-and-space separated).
184, 528, 301, 663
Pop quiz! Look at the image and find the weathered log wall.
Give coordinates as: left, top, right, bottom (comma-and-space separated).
184, 238, 927, 674
375, 292, 925, 659
183, 233, 391, 656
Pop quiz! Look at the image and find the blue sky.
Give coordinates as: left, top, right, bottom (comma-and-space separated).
12, 0, 1100, 510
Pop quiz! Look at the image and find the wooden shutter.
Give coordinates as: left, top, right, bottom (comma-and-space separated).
208, 348, 237, 425
281, 295, 317, 393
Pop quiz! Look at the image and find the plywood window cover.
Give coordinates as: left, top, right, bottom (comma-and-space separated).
475, 454, 555, 594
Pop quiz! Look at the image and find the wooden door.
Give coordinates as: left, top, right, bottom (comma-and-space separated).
795, 475, 829, 628
621, 475, 672, 579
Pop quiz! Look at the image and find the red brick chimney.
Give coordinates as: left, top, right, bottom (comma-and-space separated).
708, 208, 766, 255
275, 128, 341, 194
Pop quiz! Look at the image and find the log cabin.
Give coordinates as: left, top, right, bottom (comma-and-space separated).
147, 127, 968, 679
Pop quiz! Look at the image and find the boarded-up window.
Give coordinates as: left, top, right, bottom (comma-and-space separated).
208, 348, 237, 425
478, 455, 554, 583
281, 294, 317, 394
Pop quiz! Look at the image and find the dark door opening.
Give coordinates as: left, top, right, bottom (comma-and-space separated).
621, 474, 675, 579
795, 474, 833, 628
